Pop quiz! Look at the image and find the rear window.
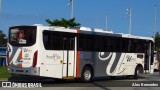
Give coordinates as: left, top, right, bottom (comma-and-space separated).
9, 26, 37, 46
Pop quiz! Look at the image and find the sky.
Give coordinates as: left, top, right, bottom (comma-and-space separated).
0, 0, 160, 37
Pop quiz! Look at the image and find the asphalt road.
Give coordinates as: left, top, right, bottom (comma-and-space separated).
0, 72, 160, 90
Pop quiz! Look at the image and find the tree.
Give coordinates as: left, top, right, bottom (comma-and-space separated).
155, 32, 160, 50
46, 18, 80, 28
0, 30, 7, 47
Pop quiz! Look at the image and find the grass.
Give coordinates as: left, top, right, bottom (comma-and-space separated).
0, 67, 45, 81
0, 67, 41, 81
0, 66, 11, 79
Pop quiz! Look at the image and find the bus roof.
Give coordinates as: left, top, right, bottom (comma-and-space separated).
122, 34, 154, 41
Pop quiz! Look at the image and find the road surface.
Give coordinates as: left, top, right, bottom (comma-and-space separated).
0, 72, 160, 90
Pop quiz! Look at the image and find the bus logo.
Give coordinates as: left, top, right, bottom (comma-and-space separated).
23, 48, 32, 53
46, 54, 61, 61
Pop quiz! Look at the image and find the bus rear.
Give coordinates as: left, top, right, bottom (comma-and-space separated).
7, 26, 39, 76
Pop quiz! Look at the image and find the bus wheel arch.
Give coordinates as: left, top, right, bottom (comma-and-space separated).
81, 64, 94, 82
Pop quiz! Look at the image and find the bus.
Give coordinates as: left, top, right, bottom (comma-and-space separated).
7, 25, 154, 82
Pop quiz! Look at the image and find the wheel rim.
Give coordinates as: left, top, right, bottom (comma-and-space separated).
137, 69, 140, 75
84, 70, 91, 81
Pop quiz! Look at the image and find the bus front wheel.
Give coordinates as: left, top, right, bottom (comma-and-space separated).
134, 66, 143, 79
81, 67, 93, 82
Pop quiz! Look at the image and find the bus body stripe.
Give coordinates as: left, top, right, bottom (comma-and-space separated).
77, 30, 80, 33
20, 50, 22, 68
76, 51, 80, 78
76, 29, 80, 78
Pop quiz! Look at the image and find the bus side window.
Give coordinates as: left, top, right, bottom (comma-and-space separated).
78, 35, 86, 51
43, 31, 50, 50
100, 36, 109, 52
86, 37, 92, 51
121, 38, 126, 52
43, 35, 48, 47
51, 33, 62, 50
93, 36, 100, 51
70, 38, 75, 50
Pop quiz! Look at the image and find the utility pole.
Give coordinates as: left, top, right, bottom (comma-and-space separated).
96, 13, 99, 28
126, 8, 132, 35
106, 13, 108, 30
0, 0, 2, 15
154, 4, 157, 41
0, 0, 1, 27
68, 0, 74, 19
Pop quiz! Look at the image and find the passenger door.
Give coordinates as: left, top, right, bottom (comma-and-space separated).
144, 42, 151, 72
62, 35, 75, 78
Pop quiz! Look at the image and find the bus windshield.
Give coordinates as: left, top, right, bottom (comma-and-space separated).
9, 26, 37, 46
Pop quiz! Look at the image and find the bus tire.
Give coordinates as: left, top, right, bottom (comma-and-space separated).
134, 66, 143, 79
81, 67, 93, 82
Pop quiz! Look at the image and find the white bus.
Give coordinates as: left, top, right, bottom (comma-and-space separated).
7, 25, 154, 82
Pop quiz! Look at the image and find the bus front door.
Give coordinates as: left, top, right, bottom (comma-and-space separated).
62, 36, 75, 78
144, 42, 151, 73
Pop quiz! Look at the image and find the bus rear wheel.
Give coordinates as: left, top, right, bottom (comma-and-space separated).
81, 67, 93, 82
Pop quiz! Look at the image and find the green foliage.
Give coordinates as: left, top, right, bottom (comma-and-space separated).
46, 18, 80, 28
155, 32, 160, 50
0, 67, 11, 79
0, 30, 7, 47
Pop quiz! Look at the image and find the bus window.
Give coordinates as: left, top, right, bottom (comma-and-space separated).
9, 26, 37, 46
43, 31, 62, 50
78, 35, 86, 51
